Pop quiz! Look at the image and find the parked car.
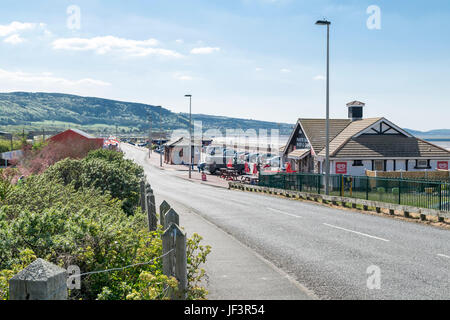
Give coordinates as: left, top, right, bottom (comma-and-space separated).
205, 146, 225, 156
266, 156, 285, 170
236, 151, 249, 160
258, 153, 274, 165
247, 153, 260, 163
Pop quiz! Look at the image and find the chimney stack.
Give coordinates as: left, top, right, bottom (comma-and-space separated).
347, 101, 365, 121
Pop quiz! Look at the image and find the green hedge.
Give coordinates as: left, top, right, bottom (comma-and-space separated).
0, 149, 210, 300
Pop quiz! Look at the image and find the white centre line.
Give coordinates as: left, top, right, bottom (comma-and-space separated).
437, 254, 450, 259
268, 208, 303, 219
323, 223, 390, 242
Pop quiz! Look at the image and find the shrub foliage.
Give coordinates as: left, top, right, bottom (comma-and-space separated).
0, 149, 210, 300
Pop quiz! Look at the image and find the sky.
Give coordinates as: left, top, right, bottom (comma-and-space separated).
0, 0, 449, 131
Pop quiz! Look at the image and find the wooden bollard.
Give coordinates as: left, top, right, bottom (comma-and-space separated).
164, 208, 180, 230
146, 193, 157, 231
160, 200, 171, 227
140, 180, 146, 213
162, 224, 187, 300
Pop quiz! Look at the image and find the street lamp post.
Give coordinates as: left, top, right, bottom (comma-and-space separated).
159, 106, 163, 167
185, 95, 192, 179
148, 114, 152, 159
316, 19, 331, 195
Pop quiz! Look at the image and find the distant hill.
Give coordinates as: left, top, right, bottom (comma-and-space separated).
405, 128, 450, 138
0, 92, 294, 135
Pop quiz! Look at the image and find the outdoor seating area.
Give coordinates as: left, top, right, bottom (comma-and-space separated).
220, 168, 239, 181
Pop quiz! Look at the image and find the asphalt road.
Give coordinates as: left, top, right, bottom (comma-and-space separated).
123, 145, 449, 300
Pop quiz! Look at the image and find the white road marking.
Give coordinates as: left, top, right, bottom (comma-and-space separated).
323, 223, 390, 242
268, 208, 303, 219
437, 254, 450, 259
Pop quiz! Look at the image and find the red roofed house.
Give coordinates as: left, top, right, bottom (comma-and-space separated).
49, 129, 104, 152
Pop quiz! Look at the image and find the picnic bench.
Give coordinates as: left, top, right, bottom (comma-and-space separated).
220, 168, 239, 181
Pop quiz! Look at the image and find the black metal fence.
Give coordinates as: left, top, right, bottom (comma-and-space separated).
259, 172, 450, 212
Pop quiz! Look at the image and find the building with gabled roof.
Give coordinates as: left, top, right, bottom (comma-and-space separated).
282, 101, 450, 175
49, 129, 104, 150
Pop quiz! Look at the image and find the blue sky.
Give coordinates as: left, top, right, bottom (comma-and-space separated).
0, 0, 449, 131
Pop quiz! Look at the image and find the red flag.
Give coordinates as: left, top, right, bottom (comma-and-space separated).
245, 162, 250, 173
227, 158, 233, 168
253, 163, 258, 175
286, 162, 292, 173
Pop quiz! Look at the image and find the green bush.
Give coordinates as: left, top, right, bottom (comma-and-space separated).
42, 150, 144, 215
377, 187, 386, 194
0, 150, 210, 300
0, 139, 23, 154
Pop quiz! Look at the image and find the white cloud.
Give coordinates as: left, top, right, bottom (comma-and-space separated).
0, 68, 111, 89
190, 47, 220, 54
4, 34, 24, 45
313, 75, 326, 81
255, 67, 263, 71
0, 21, 36, 37
280, 68, 291, 73
52, 36, 183, 58
175, 39, 184, 44
174, 74, 193, 81
0, 21, 49, 44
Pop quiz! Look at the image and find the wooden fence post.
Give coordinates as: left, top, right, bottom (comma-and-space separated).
140, 180, 146, 213
164, 208, 180, 230
160, 201, 171, 227
9, 259, 67, 300
162, 224, 187, 300
146, 193, 157, 231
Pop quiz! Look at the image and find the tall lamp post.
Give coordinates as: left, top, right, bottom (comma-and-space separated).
185, 95, 192, 179
316, 19, 331, 195
148, 114, 152, 159
159, 106, 163, 167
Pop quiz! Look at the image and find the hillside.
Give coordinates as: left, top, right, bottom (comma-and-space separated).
0, 92, 294, 135
405, 128, 450, 137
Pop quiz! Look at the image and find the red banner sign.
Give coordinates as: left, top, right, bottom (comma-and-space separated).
336, 162, 348, 174
437, 161, 449, 170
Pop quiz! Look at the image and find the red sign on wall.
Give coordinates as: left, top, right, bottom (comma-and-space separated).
336, 162, 348, 174
437, 161, 449, 170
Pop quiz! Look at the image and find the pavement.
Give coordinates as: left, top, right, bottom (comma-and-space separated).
134, 146, 230, 189
123, 144, 450, 300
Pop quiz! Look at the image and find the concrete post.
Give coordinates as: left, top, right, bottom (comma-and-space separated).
162, 224, 187, 300
160, 200, 171, 226
9, 259, 67, 300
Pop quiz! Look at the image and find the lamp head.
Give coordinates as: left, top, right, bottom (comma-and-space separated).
315, 20, 331, 26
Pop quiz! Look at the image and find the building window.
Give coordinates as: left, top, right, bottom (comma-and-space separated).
353, 160, 363, 166
374, 160, 384, 171
415, 160, 430, 169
